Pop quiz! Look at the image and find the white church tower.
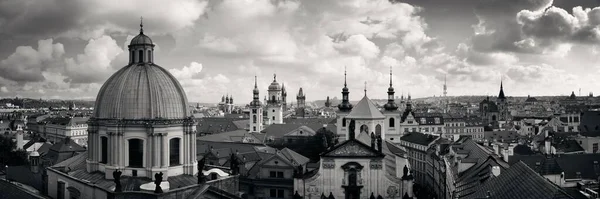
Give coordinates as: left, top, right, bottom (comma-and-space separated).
267, 74, 283, 124
249, 76, 263, 133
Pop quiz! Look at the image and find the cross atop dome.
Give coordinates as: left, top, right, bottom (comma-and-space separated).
140, 16, 144, 34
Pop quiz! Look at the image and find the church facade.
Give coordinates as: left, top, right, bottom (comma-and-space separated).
294, 69, 415, 199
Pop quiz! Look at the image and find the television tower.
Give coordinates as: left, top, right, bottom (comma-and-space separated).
443, 75, 448, 113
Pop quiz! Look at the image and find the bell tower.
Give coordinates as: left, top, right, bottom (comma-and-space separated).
249, 76, 263, 133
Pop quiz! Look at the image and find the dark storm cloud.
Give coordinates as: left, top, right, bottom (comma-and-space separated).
0, 0, 84, 37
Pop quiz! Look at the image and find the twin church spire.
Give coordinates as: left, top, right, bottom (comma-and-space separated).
338, 66, 398, 112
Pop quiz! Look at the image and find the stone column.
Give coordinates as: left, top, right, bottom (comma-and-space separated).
107, 132, 113, 165
152, 133, 158, 168
182, 132, 187, 166
112, 132, 118, 166
117, 132, 122, 167
162, 133, 168, 168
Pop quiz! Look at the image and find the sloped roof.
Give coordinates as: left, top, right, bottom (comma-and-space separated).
198, 129, 262, 143
468, 161, 575, 199
280, 148, 310, 166
346, 95, 385, 119
400, 131, 439, 146
512, 154, 600, 180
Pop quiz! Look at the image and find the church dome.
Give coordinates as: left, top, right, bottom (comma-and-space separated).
93, 63, 189, 120
94, 21, 188, 120
268, 81, 281, 91
130, 34, 153, 45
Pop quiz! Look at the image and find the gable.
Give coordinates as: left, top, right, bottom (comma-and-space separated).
260, 154, 293, 167
322, 140, 384, 158
285, 126, 316, 137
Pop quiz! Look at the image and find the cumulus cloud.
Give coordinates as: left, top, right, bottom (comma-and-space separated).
64, 35, 123, 83
0, 39, 65, 83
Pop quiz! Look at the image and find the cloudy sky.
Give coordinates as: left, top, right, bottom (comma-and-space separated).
1, 0, 600, 103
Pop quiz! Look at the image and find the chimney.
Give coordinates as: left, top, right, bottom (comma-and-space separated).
544, 137, 551, 155
492, 166, 501, 177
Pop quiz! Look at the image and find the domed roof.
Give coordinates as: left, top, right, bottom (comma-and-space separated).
268, 74, 281, 91
130, 34, 153, 45
129, 19, 153, 46
94, 63, 189, 120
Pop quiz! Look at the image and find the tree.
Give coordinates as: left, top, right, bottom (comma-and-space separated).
0, 134, 28, 166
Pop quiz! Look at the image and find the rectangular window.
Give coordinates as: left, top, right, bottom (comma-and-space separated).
594, 143, 598, 153
270, 189, 277, 198
269, 171, 277, 178
277, 171, 284, 178
252, 109, 257, 114
278, 189, 284, 198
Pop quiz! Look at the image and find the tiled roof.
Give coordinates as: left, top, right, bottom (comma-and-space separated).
196, 118, 245, 134
510, 154, 600, 180
198, 129, 262, 143
0, 180, 46, 199
512, 145, 534, 155
455, 156, 508, 198
280, 148, 310, 166
484, 131, 520, 142
468, 161, 575, 199
346, 95, 385, 119
413, 113, 444, 125
399, 131, 439, 146
44, 137, 86, 165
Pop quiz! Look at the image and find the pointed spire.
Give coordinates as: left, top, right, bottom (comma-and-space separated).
364, 81, 367, 96
140, 16, 144, 34
389, 66, 393, 87
254, 76, 258, 89
344, 66, 347, 87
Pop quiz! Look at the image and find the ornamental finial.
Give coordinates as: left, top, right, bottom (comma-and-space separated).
140, 17, 144, 34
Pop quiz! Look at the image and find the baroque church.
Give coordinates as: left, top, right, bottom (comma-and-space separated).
44, 21, 238, 199
293, 69, 415, 199
248, 74, 289, 133
479, 81, 510, 124
218, 94, 235, 114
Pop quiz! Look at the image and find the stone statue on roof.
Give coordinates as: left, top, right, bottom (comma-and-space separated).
113, 170, 122, 192
154, 172, 163, 193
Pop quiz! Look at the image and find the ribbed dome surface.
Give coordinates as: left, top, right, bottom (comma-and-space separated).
94, 63, 189, 120
130, 34, 153, 45
268, 81, 281, 90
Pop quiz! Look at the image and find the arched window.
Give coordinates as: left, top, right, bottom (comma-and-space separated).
389, 118, 395, 127
253, 115, 257, 123
342, 118, 347, 127
128, 139, 143, 168
130, 51, 134, 64
138, 50, 143, 63
376, 124, 382, 136
147, 50, 152, 62
272, 116, 275, 121
271, 95, 276, 102
101, 136, 108, 164
360, 125, 368, 134
170, 138, 181, 166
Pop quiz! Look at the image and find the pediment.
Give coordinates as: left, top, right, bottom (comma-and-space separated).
322, 140, 383, 158
285, 126, 315, 137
